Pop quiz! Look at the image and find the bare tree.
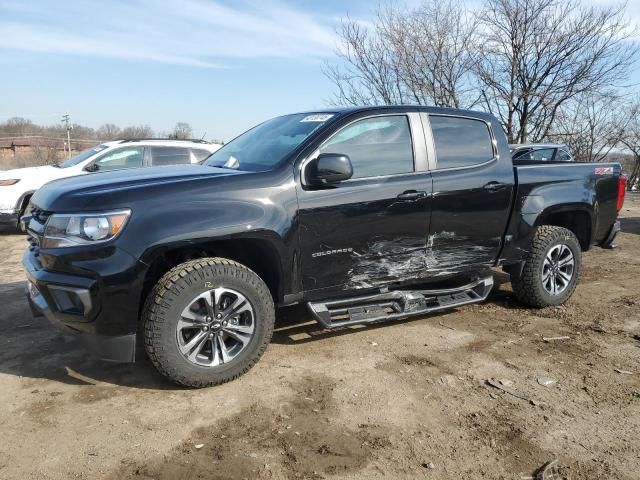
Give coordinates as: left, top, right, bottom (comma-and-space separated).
1, 117, 38, 136
619, 102, 640, 190
168, 122, 193, 140
121, 125, 154, 139
477, 0, 637, 143
324, 0, 478, 108
97, 123, 122, 140
547, 93, 632, 162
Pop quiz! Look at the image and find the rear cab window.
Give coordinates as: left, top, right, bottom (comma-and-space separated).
429, 116, 494, 169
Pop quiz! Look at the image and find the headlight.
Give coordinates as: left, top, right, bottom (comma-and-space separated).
0, 179, 20, 186
42, 209, 131, 248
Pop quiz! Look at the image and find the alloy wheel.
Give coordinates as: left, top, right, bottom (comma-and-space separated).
176, 287, 255, 367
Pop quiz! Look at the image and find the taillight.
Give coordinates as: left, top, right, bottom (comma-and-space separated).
616, 175, 627, 212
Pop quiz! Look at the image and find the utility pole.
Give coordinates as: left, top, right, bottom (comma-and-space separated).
61, 114, 71, 160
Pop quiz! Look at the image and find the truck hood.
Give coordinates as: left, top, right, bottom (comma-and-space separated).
31, 164, 245, 212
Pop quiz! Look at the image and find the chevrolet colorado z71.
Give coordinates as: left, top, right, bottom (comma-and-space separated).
22, 106, 626, 387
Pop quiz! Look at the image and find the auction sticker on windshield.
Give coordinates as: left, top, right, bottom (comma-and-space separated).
300, 114, 334, 122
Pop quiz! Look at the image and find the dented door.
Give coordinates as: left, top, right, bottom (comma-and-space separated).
423, 114, 514, 274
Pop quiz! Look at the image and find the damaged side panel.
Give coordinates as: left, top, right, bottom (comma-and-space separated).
346, 231, 498, 289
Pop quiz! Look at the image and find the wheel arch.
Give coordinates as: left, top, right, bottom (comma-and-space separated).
535, 205, 593, 251
139, 237, 284, 315
16, 190, 35, 214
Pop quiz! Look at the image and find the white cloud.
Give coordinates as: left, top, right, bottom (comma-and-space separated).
0, 0, 338, 68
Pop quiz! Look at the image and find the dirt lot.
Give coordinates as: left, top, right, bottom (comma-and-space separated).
0, 196, 639, 480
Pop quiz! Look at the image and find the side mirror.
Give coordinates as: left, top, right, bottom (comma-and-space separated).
85, 163, 99, 172
307, 153, 353, 185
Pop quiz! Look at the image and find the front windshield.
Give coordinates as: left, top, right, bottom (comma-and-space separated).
204, 113, 335, 172
56, 144, 109, 168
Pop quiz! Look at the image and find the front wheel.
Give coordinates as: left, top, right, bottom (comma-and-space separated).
511, 225, 582, 308
142, 258, 275, 387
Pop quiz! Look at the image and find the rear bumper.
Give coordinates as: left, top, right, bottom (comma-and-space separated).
23, 247, 140, 362
600, 220, 620, 249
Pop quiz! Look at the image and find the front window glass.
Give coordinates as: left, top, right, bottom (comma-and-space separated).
530, 148, 555, 161
56, 144, 109, 168
319, 115, 414, 178
204, 113, 334, 172
512, 149, 532, 160
191, 148, 212, 163
93, 147, 144, 171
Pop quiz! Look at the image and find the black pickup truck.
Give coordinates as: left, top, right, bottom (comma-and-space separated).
22, 106, 626, 387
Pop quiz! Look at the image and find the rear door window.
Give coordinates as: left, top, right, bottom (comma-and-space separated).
430, 116, 494, 169
150, 147, 191, 166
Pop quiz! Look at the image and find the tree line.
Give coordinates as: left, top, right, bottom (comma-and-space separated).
325, 0, 640, 187
0, 118, 200, 141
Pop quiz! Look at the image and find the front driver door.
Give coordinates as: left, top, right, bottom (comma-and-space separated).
297, 112, 433, 296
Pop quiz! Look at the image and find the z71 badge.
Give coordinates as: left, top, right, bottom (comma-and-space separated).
594, 167, 613, 175
312, 247, 353, 258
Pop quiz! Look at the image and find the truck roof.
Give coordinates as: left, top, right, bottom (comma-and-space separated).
297, 105, 497, 122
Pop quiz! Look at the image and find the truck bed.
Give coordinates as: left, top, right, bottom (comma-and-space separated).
499, 161, 623, 263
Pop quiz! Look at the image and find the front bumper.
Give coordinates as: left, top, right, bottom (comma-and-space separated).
0, 211, 19, 229
23, 247, 139, 362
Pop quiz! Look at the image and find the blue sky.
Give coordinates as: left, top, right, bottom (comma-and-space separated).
1, 0, 638, 141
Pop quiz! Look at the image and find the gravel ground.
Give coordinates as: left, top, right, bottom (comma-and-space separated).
0, 194, 638, 480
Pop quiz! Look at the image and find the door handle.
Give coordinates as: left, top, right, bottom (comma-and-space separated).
397, 190, 427, 200
483, 181, 510, 191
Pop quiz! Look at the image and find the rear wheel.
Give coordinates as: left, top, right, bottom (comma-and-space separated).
511, 225, 581, 308
143, 257, 275, 387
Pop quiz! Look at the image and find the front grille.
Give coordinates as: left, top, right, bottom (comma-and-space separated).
25, 203, 51, 260
30, 206, 52, 225
27, 231, 41, 257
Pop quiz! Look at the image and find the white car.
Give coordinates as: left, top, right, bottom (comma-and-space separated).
0, 139, 221, 229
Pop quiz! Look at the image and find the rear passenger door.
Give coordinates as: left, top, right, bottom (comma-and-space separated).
424, 114, 514, 273
149, 146, 191, 166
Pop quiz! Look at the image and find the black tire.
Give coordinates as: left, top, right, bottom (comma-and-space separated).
142, 257, 275, 387
511, 225, 582, 308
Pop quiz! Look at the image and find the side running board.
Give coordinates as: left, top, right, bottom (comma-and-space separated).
307, 276, 493, 329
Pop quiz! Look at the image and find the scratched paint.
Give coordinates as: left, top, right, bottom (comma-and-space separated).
347, 231, 495, 289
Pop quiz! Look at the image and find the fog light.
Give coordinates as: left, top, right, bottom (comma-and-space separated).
27, 281, 40, 299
